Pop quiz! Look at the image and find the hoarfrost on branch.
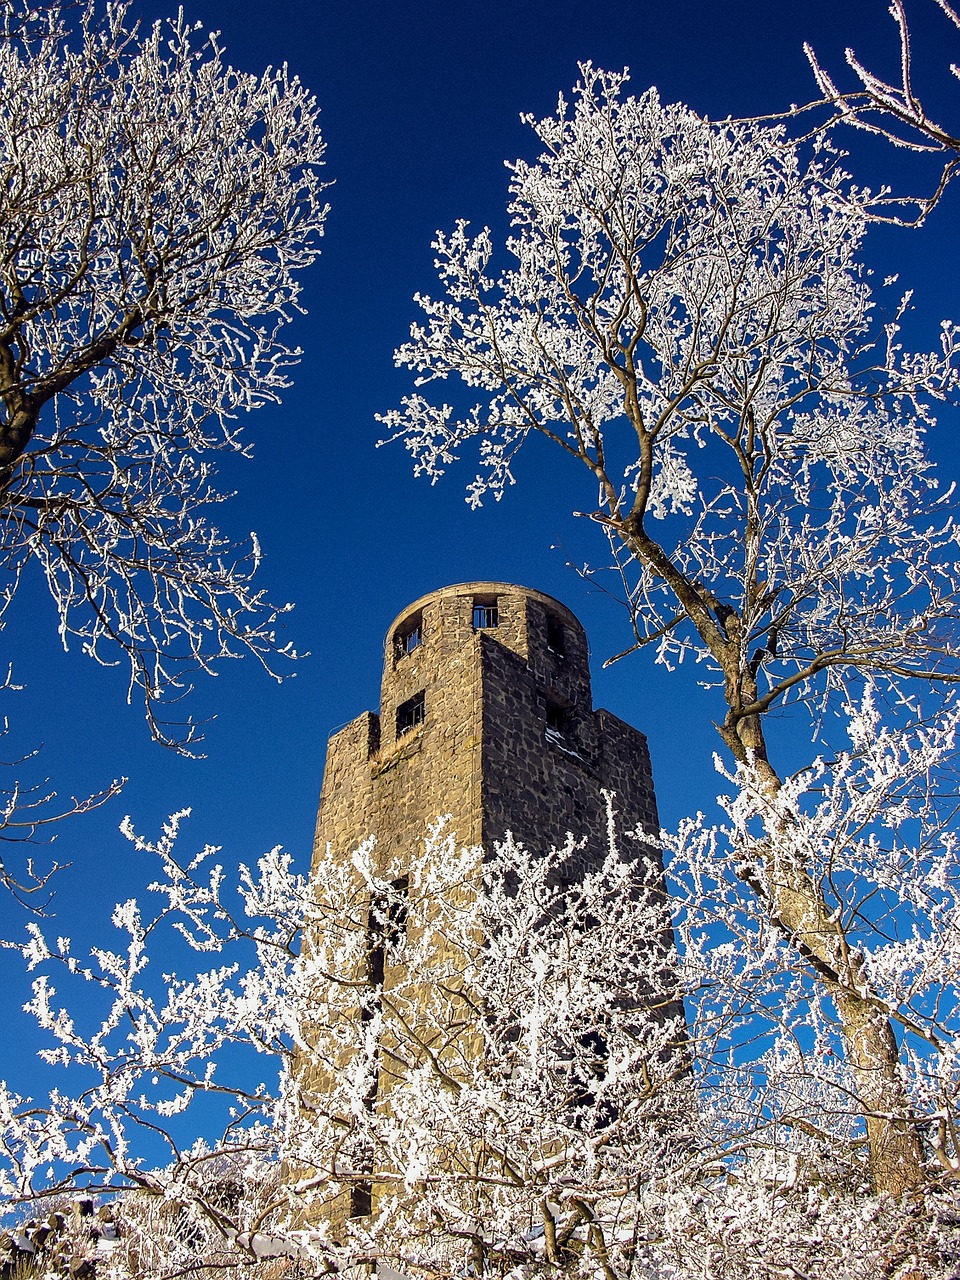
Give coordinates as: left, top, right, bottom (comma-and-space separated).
4, 766, 960, 1274
383, 63, 960, 1197
0, 1, 329, 751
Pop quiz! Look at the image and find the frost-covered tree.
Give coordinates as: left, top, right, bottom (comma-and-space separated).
670, 692, 960, 1196
287, 819, 685, 1277
0, 815, 688, 1279
4, 787, 960, 1278
380, 65, 960, 1196
807, 0, 960, 219
0, 1, 328, 751
0, 812, 308, 1274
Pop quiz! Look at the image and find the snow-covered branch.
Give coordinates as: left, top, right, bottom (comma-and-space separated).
0, 1, 329, 750
5, 779, 960, 1275
806, 0, 960, 220
384, 62, 960, 1194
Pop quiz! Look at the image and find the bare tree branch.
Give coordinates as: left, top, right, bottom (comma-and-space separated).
0, 1, 329, 752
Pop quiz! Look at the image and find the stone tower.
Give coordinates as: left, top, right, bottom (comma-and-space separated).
312, 581, 661, 875
295, 582, 676, 1231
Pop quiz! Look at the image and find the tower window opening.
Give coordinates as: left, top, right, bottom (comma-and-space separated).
561, 1028, 615, 1130
355, 876, 410, 1221
396, 691, 425, 736
545, 696, 570, 744
369, 877, 409, 973
395, 614, 423, 659
546, 616, 566, 657
350, 1183, 373, 1219
173, 1207, 204, 1253
366, 879, 409, 999
473, 598, 499, 630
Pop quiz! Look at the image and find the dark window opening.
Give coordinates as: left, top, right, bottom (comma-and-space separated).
369, 877, 409, 977
472, 598, 499, 630
547, 701, 570, 732
578, 1028, 607, 1071
208, 1181, 242, 1217
546, 696, 575, 746
350, 1182, 373, 1218
563, 1029, 615, 1131
174, 1208, 204, 1253
394, 614, 423, 659
396, 691, 425, 736
546, 616, 566, 657
367, 938, 385, 994
366, 877, 409, 1001
355, 878, 410, 1210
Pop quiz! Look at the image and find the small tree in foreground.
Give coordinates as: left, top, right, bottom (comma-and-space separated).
287, 817, 685, 1277
380, 64, 960, 1197
0, 814, 686, 1278
0, 1, 328, 751
1, 767, 960, 1277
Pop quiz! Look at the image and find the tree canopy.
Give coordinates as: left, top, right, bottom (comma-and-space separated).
0, 1, 328, 750
383, 64, 960, 1195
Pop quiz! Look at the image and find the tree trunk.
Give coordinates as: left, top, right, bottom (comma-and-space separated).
746, 737, 925, 1195
624, 521, 925, 1194
833, 990, 926, 1196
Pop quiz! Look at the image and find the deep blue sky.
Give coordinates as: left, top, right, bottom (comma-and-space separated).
0, 0, 958, 1129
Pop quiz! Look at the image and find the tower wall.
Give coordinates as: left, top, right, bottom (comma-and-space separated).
313, 582, 660, 876
296, 583, 674, 1233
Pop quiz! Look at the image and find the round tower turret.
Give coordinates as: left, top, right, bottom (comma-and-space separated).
381, 582, 591, 754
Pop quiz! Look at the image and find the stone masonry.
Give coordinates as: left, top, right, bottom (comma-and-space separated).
295, 582, 674, 1231
313, 581, 661, 879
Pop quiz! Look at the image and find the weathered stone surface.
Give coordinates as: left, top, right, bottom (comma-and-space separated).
314, 582, 660, 877
295, 582, 676, 1232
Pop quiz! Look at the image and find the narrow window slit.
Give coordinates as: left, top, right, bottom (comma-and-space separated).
546, 616, 566, 657
396, 691, 425, 736
545, 696, 569, 744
